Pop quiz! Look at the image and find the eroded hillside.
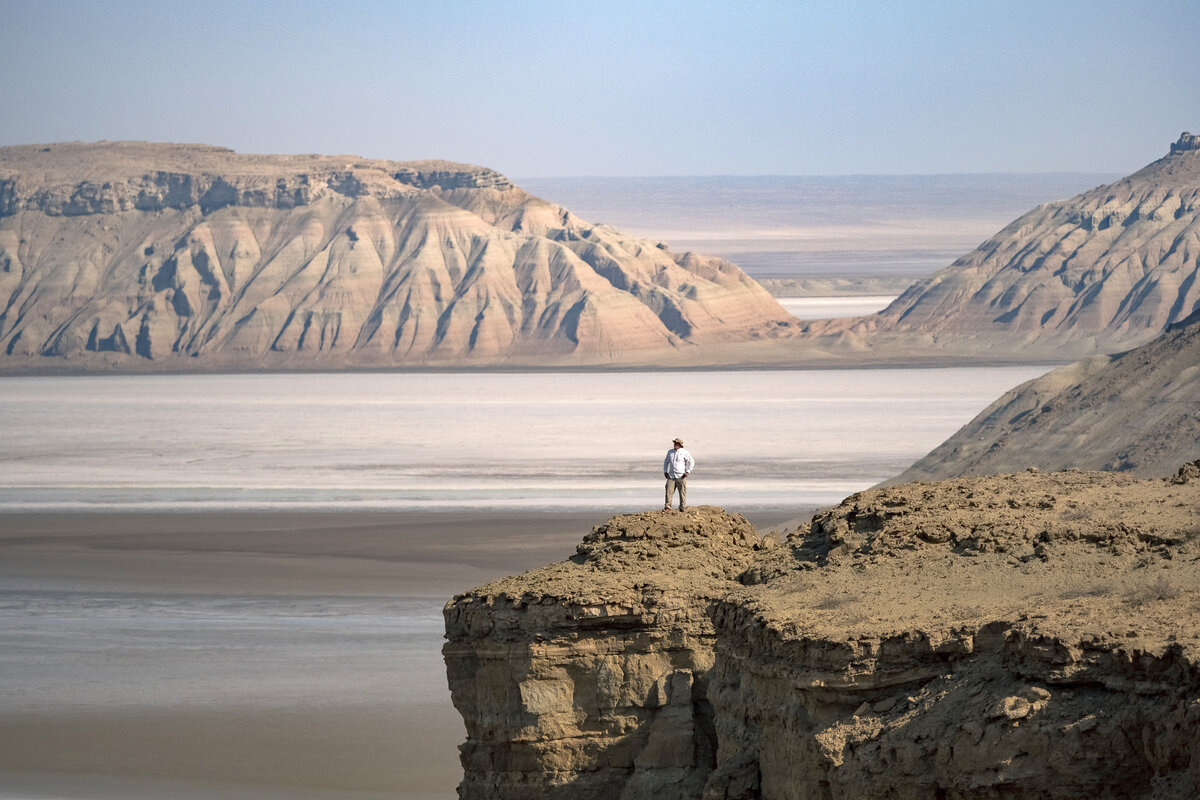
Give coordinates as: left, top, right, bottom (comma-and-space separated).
0, 142, 793, 370
894, 307, 1200, 482
807, 132, 1200, 359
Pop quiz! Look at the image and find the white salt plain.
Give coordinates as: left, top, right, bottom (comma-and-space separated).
777, 295, 897, 319
0, 367, 1048, 514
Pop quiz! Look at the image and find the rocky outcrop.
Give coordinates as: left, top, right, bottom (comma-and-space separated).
806, 132, 1200, 357
443, 509, 768, 799
0, 142, 793, 370
445, 469, 1200, 798
893, 307, 1200, 482
1170, 132, 1199, 155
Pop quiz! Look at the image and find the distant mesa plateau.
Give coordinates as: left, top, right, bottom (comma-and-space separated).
2, 133, 1199, 370
445, 467, 1200, 799
0, 142, 793, 371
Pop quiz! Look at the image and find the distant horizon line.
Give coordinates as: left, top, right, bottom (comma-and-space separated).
517, 171, 1123, 180
0, 139, 1133, 182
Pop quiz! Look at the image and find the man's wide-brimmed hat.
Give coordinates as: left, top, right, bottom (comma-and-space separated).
672, 437, 684, 445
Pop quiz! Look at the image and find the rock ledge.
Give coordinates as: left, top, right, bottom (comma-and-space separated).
445, 471, 1200, 798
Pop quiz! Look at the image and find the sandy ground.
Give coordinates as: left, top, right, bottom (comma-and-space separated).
0, 511, 590, 799
0, 508, 793, 800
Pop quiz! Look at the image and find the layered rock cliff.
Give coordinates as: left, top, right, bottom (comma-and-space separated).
443, 509, 767, 799
893, 307, 1200, 482
807, 132, 1200, 358
0, 142, 793, 370
445, 468, 1200, 798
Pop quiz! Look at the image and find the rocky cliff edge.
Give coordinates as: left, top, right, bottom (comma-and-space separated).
445, 468, 1200, 798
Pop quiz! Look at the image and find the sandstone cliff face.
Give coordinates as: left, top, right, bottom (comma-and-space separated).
445, 469, 1200, 798
807, 133, 1200, 356
0, 142, 793, 370
893, 307, 1200, 483
443, 509, 766, 799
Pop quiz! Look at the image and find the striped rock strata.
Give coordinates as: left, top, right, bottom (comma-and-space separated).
0, 142, 793, 370
809, 132, 1200, 358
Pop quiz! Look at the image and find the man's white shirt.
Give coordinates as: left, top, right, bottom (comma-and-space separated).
664, 448, 694, 478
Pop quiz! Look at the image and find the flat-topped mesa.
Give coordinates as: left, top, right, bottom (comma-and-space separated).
0, 163, 513, 217
0, 142, 513, 216
1170, 131, 1200, 155
445, 471, 1200, 799
0, 142, 795, 370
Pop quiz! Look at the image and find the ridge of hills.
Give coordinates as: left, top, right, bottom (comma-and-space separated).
4, 134, 1199, 371
806, 132, 1200, 360
871, 133, 1200, 485
0, 142, 793, 370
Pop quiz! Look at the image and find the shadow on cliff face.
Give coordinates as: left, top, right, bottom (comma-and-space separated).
444, 470, 1200, 798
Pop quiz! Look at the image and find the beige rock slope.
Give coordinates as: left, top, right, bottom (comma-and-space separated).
0, 142, 793, 370
806, 132, 1200, 359
445, 468, 1200, 798
893, 307, 1200, 483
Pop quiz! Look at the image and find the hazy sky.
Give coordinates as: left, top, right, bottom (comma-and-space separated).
2, 1, 1195, 177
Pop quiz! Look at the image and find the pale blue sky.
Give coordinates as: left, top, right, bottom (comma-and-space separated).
1, 1, 1195, 176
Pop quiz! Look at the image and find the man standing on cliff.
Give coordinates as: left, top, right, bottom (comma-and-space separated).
663, 437, 694, 512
